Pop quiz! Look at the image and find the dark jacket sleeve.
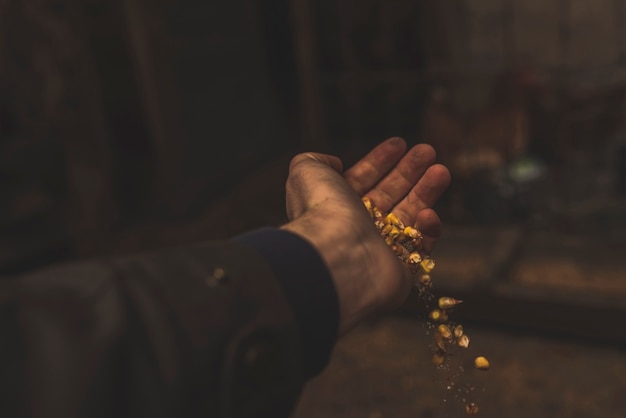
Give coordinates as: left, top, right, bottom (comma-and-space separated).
0, 231, 338, 418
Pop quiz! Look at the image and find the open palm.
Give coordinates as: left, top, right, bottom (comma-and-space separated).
343, 137, 451, 253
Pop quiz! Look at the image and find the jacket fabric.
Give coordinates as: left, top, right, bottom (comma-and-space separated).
0, 229, 339, 418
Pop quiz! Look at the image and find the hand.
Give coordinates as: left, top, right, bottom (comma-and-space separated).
281, 137, 451, 335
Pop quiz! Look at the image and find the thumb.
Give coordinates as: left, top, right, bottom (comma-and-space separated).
289, 152, 344, 173
285, 152, 345, 220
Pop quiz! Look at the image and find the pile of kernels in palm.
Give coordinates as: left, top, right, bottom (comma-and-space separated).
361, 197, 435, 293
362, 197, 489, 415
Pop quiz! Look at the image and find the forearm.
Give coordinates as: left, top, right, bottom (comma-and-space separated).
0, 240, 306, 417
280, 212, 381, 335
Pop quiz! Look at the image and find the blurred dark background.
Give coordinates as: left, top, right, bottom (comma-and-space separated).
1, 0, 625, 416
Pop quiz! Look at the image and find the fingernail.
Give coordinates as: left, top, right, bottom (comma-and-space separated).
388, 137, 404, 146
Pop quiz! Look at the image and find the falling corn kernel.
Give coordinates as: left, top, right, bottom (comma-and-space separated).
427, 308, 448, 322
432, 351, 446, 366
439, 311, 448, 322
458, 334, 470, 348
474, 356, 490, 370
363, 200, 488, 417
419, 274, 432, 287
408, 252, 422, 264
437, 324, 453, 340
420, 257, 435, 273
438, 296, 462, 309
403, 226, 420, 239
428, 309, 443, 321
434, 333, 447, 352
465, 402, 479, 415
453, 325, 464, 338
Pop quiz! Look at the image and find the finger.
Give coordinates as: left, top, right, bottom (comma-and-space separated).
415, 208, 442, 254
343, 137, 407, 195
289, 152, 343, 173
285, 152, 344, 219
391, 164, 451, 227
363, 143, 436, 213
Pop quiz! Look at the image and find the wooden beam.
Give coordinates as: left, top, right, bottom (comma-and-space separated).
290, 0, 327, 150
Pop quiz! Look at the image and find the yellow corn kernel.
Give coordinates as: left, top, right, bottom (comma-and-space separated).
408, 252, 422, 264
432, 352, 446, 366
457, 334, 470, 348
385, 212, 404, 228
381, 224, 394, 236
453, 325, 464, 338
403, 226, 420, 239
438, 296, 462, 309
384, 236, 395, 246
465, 402, 479, 415
362, 197, 374, 218
420, 258, 435, 273
428, 309, 448, 322
474, 356, 490, 370
437, 324, 453, 340
428, 309, 443, 321
388, 226, 401, 238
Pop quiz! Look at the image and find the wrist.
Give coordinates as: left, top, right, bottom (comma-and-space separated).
281, 209, 387, 335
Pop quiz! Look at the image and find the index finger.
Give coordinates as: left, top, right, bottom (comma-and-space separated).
343, 137, 407, 195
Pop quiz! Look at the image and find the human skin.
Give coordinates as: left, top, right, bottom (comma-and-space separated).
281, 137, 451, 336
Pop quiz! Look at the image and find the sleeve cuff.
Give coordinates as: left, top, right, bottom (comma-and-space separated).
232, 227, 339, 378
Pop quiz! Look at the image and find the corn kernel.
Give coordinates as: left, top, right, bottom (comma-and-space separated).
474, 356, 490, 370
453, 325, 464, 338
428, 309, 443, 321
362, 197, 374, 218
438, 296, 462, 309
458, 334, 470, 348
420, 257, 435, 273
408, 252, 422, 264
403, 226, 420, 239
432, 352, 446, 366
437, 324, 453, 340
434, 333, 447, 352
385, 212, 404, 228
388, 226, 401, 238
465, 402, 479, 415
419, 274, 432, 287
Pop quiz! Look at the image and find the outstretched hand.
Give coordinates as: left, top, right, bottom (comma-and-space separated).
281, 137, 450, 335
